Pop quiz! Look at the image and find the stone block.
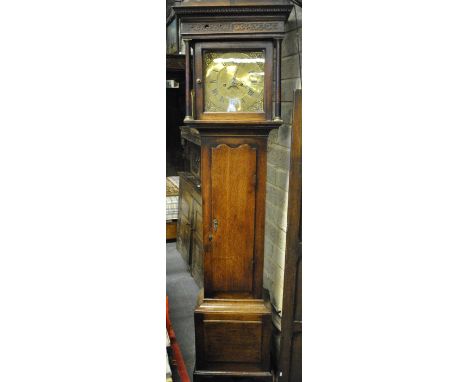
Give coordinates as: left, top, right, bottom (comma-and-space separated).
266, 183, 288, 209
267, 143, 290, 170
285, 4, 302, 32
298, 27, 302, 53
265, 214, 288, 251
265, 220, 282, 250
267, 233, 286, 270
265, 201, 277, 227
275, 168, 290, 193
265, 199, 288, 232
277, 124, 292, 148
266, 163, 276, 185
281, 78, 302, 102
274, 242, 286, 270
281, 53, 301, 80
282, 28, 299, 57
263, 254, 273, 284
268, 128, 278, 146
281, 101, 293, 126
277, 227, 287, 250
264, 220, 277, 244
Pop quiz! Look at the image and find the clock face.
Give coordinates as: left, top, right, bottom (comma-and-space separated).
203, 51, 265, 113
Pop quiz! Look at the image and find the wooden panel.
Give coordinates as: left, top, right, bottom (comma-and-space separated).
204, 320, 262, 363
193, 198, 203, 242
180, 184, 192, 218
294, 255, 302, 322
289, 333, 302, 382
181, 21, 285, 35
166, 221, 177, 241
191, 197, 204, 286
191, 238, 204, 287
279, 90, 302, 382
189, 143, 201, 179
177, 217, 191, 265
210, 143, 257, 294
200, 135, 268, 299
194, 298, 272, 373
176, 176, 194, 265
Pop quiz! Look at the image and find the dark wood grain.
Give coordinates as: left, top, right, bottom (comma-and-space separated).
184, 39, 192, 120
176, 172, 204, 286
210, 144, 256, 294
191, 198, 204, 287
204, 320, 262, 362
194, 297, 273, 378
176, 175, 194, 265
200, 134, 269, 299
166, 57, 186, 176
278, 89, 302, 382
166, 54, 185, 72
274, 38, 282, 120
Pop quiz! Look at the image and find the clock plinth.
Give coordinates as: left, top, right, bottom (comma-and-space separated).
194, 293, 274, 382
174, 1, 292, 379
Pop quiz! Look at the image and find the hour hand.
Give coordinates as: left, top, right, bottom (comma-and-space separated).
227, 78, 239, 89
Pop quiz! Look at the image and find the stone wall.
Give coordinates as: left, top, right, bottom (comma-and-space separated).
263, 3, 302, 343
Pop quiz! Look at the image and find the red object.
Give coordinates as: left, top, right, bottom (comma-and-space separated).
166, 296, 190, 382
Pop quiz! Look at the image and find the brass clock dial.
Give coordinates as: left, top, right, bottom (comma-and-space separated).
203, 51, 265, 113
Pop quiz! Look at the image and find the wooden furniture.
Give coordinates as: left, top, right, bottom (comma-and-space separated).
166, 54, 186, 176
181, 126, 201, 180
278, 90, 302, 382
176, 172, 203, 287
166, 177, 180, 241
166, 222, 177, 241
174, 1, 292, 381
176, 127, 204, 286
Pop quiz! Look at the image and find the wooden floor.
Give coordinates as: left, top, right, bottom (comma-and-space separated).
166, 242, 201, 381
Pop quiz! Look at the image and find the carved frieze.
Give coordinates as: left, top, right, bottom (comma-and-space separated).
182, 21, 284, 35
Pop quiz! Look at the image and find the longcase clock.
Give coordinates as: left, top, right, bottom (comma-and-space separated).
174, 1, 292, 381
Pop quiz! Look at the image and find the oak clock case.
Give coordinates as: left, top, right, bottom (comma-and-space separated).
191, 42, 277, 379
174, 2, 292, 381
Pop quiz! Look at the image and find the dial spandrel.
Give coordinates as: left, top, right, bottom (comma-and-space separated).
203, 51, 265, 113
